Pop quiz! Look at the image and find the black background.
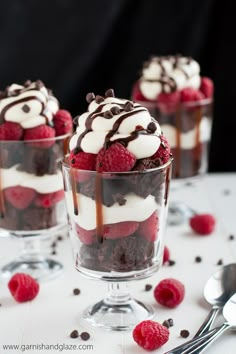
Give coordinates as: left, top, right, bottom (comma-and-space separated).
0, 1, 235, 172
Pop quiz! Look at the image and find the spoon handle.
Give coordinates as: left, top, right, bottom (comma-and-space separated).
193, 305, 221, 337
182, 322, 230, 354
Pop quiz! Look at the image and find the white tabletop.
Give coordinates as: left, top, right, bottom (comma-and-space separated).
0, 173, 236, 354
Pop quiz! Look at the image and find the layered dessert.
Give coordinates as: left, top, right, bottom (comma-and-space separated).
132, 55, 214, 178
0, 80, 73, 232
64, 89, 172, 274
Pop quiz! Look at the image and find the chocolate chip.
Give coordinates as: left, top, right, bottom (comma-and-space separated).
105, 88, 115, 97
80, 332, 90, 341
22, 104, 30, 113
35, 80, 44, 89
110, 106, 120, 115
180, 329, 190, 338
223, 189, 231, 195
147, 122, 157, 133
162, 320, 170, 328
70, 330, 79, 338
95, 95, 104, 103
168, 318, 174, 327
73, 288, 80, 295
103, 110, 113, 119
51, 241, 57, 248
195, 256, 202, 263
229, 234, 235, 240
168, 260, 176, 266
24, 80, 32, 87
51, 250, 57, 255
57, 235, 63, 241
124, 101, 134, 112
86, 92, 95, 103
144, 284, 152, 291
217, 259, 223, 265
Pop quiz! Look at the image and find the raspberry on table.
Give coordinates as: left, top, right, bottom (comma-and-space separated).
152, 134, 171, 164
133, 320, 169, 351
4, 186, 36, 209
200, 77, 214, 98
8, 273, 39, 302
190, 213, 216, 235
138, 212, 159, 242
24, 125, 55, 148
180, 87, 205, 103
154, 278, 185, 308
53, 109, 73, 136
0, 122, 23, 140
104, 221, 139, 239
96, 143, 136, 172
157, 91, 181, 113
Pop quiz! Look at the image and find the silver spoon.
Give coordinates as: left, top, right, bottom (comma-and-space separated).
164, 263, 236, 354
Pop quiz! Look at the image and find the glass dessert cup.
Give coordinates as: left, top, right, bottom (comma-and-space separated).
0, 134, 70, 281
133, 97, 213, 225
62, 157, 172, 331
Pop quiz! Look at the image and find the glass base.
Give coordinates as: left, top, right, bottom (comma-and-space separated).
1, 258, 63, 282
83, 298, 154, 331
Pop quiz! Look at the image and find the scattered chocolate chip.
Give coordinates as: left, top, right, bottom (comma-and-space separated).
86, 92, 95, 103
217, 259, 223, 265
80, 332, 90, 341
229, 234, 235, 240
105, 88, 114, 97
162, 320, 170, 328
35, 80, 44, 89
180, 329, 190, 338
168, 260, 176, 266
51, 250, 57, 255
195, 256, 202, 263
144, 284, 152, 291
24, 80, 32, 87
70, 330, 79, 338
51, 241, 57, 248
110, 106, 120, 115
147, 122, 157, 133
223, 189, 231, 195
73, 288, 80, 295
168, 318, 174, 327
57, 235, 63, 241
95, 95, 104, 103
103, 110, 113, 119
184, 181, 194, 187
124, 101, 134, 111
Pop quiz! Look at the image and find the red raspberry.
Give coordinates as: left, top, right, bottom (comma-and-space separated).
104, 221, 139, 239
154, 278, 185, 308
69, 150, 97, 182
133, 320, 169, 351
4, 186, 36, 209
0, 122, 23, 140
34, 190, 64, 208
190, 213, 216, 235
163, 245, 170, 264
138, 212, 159, 242
157, 91, 181, 114
180, 87, 205, 103
152, 134, 171, 164
76, 224, 96, 245
96, 143, 136, 172
132, 82, 148, 102
53, 109, 73, 136
8, 273, 39, 303
24, 125, 55, 148
200, 77, 214, 98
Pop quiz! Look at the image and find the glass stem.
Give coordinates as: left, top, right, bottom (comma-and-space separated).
105, 282, 131, 305
19, 238, 44, 262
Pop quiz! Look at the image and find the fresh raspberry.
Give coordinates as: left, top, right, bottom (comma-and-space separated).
104, 221, 139, 239
34, 190, 64, 208
0, 122, 23, 140
200, 77, 214, 98
132, 82, 148, 102
53, 109, 73, 136
138, 212, 159, 242
4, 186, 36, 209
157, 91, 180, 113
8, 273, 39, 303
24, 125, 55, 148
190, 213, 216, 235
154, 278, 185, 308
76, 224, 96, 245
133, 320, 169, 351
152, 134, 171, 164
69, 150, 97, 182
96, 143, 136, 172
163, 246, 170, 264
180, 87, 205, 103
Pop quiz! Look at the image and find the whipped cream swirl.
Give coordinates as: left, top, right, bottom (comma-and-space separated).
0, 80, 59, 128
69, 90, 162, 160
140, 55, 201, 100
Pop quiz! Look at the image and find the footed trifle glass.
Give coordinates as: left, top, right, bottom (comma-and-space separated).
62, 157, 172, 331
133, 98, 213, 225
0, 134, 70, 280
